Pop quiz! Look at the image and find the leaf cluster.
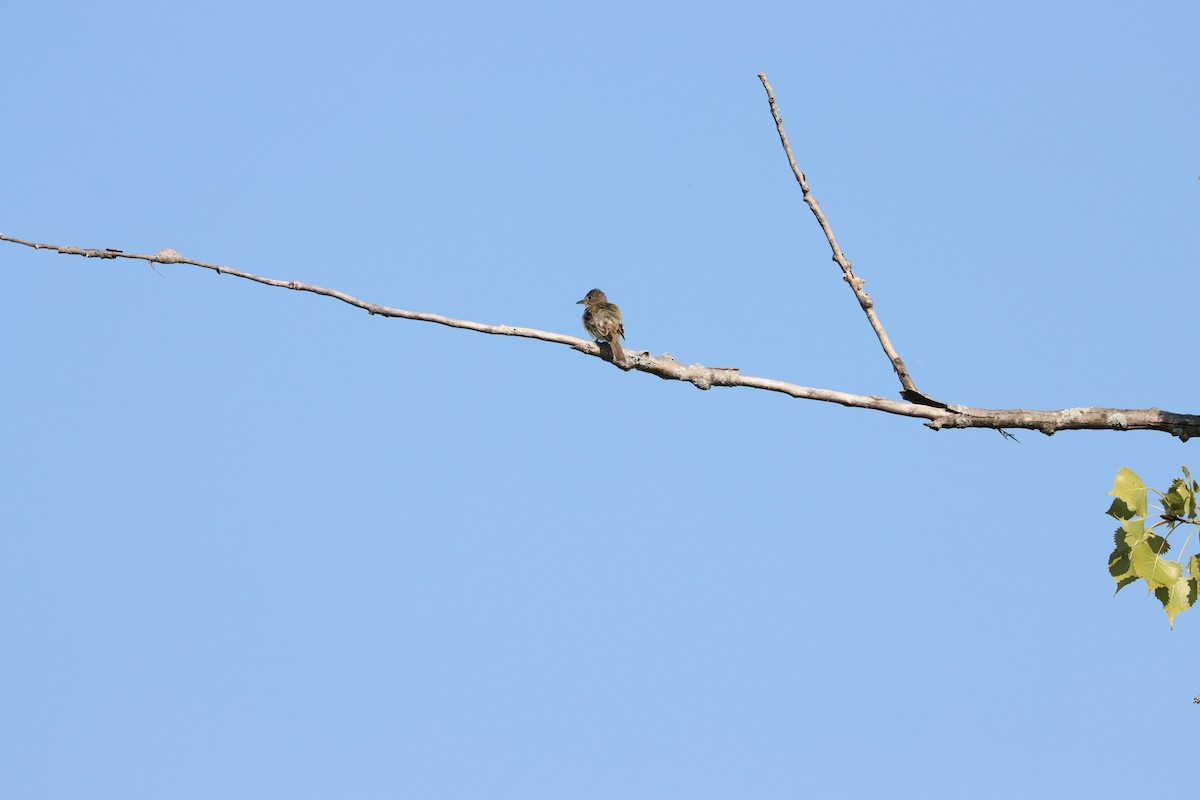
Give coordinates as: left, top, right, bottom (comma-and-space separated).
1107, 466, 1200, 627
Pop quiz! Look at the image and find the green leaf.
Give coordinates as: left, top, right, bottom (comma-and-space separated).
1108, 522, 1166, 592
1109, 529, 1134, 592
1113, 575, 1139, 593
1154, 575, 1198, 628
1146, 532, 1170, 555
1118, 516, 1146, 539
1162, 480, 1184, 516
1180, 467, 1199, 512
1162, 477, 1194, 518
1109, 467, 1148, 517
1130, 538, 1179, 591
1106, 497, 1137, 520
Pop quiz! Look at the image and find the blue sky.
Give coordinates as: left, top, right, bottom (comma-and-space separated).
3, 1, 1198, 797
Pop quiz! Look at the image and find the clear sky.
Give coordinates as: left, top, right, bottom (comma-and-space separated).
3, 1, 1198, 797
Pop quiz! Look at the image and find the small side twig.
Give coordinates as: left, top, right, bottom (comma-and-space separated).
757, 72, 934, 407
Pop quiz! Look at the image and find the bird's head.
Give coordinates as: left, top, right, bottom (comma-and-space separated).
577, 289, 608, 305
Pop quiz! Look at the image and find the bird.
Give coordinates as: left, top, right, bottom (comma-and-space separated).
577, 288, 626, 365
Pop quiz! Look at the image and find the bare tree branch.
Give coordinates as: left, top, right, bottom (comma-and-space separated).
0, 232, 586, 343
757, 72, 938, 407
4, 232, 1198, 439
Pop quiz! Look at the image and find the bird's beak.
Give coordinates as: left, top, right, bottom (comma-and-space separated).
576, 298, 586, 305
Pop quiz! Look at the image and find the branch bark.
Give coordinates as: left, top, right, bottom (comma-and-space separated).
4, 232, 1198, 439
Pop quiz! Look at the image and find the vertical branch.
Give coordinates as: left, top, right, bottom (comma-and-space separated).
758, 72, 933, 405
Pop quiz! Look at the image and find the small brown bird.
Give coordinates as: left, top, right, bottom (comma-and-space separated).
577, 288, 626, 365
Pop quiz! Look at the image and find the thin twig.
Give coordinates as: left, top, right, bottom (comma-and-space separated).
0, 233, 580, 345
5, 231, 1200, 439
757, 72, 933, 406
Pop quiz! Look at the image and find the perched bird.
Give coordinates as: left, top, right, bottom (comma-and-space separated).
577, 288, 626, 365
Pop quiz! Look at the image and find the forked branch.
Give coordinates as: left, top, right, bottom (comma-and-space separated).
3, 77, 1196, 439
4, 232, 1197, 438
